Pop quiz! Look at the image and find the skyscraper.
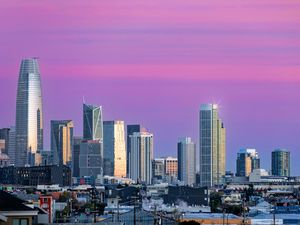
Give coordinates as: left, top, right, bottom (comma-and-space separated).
15, 58, 43, 166
128, 131, 153, 184
236, 148, 260, 177
0, 128, 10, 154
83, 103, 103, 141
199, 104, 226, 187
51, 120, 74, 166
103, 121, 126, 178
272, 149, 290, 176
81, 103, 103, 179
127, 125, 146, 176
177, 137, 196, 186
72, 136, 82, 177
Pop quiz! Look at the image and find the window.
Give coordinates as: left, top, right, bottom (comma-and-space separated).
12, 219, 29, 225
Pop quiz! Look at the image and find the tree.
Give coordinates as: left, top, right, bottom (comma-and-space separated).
210, 192, 222, 213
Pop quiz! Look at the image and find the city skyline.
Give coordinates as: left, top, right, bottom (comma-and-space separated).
0, 1, 299, 174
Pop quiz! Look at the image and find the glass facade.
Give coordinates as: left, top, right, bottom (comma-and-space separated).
79, 140, 103, 178
51, 120, 74, 166
72, 136, 82, 177
272, 149, 290, 176
177, 137, 196, 186
103, 120, 126, 178
83, 103, 103, 141
199, 104, 226, 187
236, 148, 260, 177
15, 58, 43, 166
128, 132, 153, 184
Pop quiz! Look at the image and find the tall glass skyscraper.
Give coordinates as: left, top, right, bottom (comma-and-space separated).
51, 120, 74, 166
199, 104, 226, 187
83, 103, 103, 141
103, 121, 126, 178
177, 137, 196, 186
15, 58, 43, 166
82, 103, 103, 179
272, 149, 290, 176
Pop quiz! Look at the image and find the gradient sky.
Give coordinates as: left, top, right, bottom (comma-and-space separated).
0, 0, 300, 174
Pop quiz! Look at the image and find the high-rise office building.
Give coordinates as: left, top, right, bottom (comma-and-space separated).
178, 137, 196, 186
83, 103, 103, 141
236, 148, 260, 177
51, 120, 74, 166
127, 125, 147, 176
0, 128, 10, 154
72, 136, 82, 177
199, 104, 226, 187
8, 126, 16, 165
81, 103, 103, 179
79, 140, 103, 178
103, 121, 126, 178
15, 58, 43, 166
272, 149, 290, 176
128, 131, 153, 184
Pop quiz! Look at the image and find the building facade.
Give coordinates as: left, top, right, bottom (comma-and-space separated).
126, 125, 146, 176
0, 165, 71, 186
103, 121, 126, 177
128, 132, 153, 184
51, 120, 74, 166
152, 158, 165, 180
72, 136, 82, 177
272, 149, 290, 176
236, 148, 260, 177
79, 140, 103, 178
8, 126, 16, 165
83, 103, 103, 141
0, 128, 10, 154
199, 104, 226, 187
178, 137, 196, 186
15, 58, 43, 166
165, 156, 178, 181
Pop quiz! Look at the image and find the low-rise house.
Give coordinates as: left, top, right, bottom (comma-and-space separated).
0, 190, 38, 225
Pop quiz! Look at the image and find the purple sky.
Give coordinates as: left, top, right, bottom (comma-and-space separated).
0, 0, 300, 174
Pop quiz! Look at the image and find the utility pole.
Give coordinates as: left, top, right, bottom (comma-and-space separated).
117, 196, 120, 222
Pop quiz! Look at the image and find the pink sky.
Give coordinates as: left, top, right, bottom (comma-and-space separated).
0, 0, 300, 173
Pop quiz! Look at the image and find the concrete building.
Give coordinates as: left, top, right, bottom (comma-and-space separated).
272, 149, 290, 176
236, 148, 260, 177
103, 120, 126, 178
128, 131, 153, 184
51, 120, 74, 166
15, 58, 43, 166
178, 137, 196, 186
152, 158, 165, 180
164, 156, 178, 182
199, 103, 226, 187
79, 140, 103, 178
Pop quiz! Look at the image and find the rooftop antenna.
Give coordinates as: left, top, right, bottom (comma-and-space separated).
83, 96, 86, 104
